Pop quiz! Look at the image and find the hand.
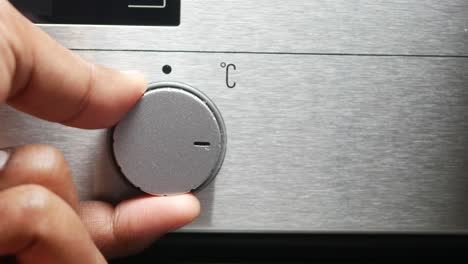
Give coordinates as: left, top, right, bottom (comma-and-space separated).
0, 1, 200, 262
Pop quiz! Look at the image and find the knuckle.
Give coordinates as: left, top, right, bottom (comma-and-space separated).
33, 144, 66, 164
0, 0, 9, 20
8, 185, 70, 238
0, 185, 56, 243
112, 207, 135, 251
14, 185, 55, 220
0, 3, 14, 102
0, 1, 14, 32
60, 63, 95, 125
112, 208, 127, 243
0, 0, 35, 102
4, 145, 77, 207
26, 144, 71, 181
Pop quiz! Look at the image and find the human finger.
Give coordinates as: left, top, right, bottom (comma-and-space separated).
0, 145, 79, 210
0, 1, 146, 129
0, 185, 106, 263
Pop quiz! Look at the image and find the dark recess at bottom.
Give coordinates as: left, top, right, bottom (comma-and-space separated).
111, 233, 468, 263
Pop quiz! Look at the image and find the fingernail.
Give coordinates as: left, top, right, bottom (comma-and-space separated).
0, 149, 11, 171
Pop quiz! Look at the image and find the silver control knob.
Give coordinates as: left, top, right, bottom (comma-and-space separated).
112, 82, 227, 195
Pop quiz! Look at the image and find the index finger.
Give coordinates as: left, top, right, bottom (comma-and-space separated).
0, 1, 146, 129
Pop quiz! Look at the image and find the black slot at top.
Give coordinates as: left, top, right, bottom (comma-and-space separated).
11, 0, 181, 26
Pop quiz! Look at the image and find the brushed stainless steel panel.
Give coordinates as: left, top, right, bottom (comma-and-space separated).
41, 0, 468, 56
1, 51, 468, 233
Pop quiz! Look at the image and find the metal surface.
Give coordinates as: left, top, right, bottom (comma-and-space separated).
42, 0, 468, 56
113, 83, 226, 195
1, 0, 468, 233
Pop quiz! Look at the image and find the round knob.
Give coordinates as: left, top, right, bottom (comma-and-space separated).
112, 82, 227, 195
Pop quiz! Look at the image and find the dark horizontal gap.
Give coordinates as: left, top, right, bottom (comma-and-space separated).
111, 233, 468, 263
71, 48, 468, 58
194, 141, 211, 147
